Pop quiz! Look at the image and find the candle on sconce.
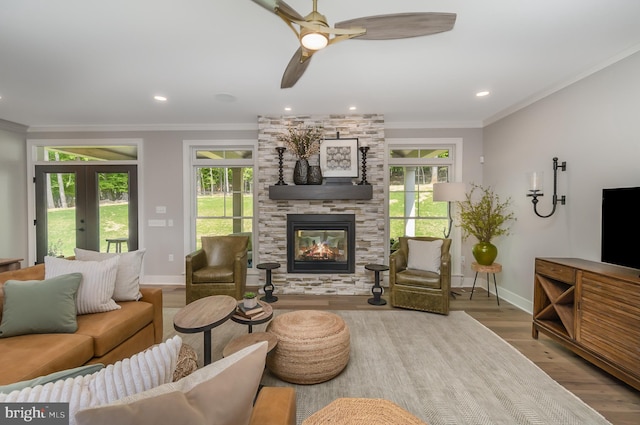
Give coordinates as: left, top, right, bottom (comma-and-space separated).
528, 171, 543, 192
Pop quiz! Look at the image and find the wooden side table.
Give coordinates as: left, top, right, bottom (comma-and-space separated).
0, 258, 23, 273
470, 262, 502, 306
231, 300, 274, 333
222, 331, 278, 357
173, 295, 237, 365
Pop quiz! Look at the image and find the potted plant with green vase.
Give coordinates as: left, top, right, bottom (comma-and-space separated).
277, 125, 323, 185
243, 291, 257, 309
456, 184, 515, 265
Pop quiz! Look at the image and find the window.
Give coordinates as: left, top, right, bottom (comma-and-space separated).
387, 145, 457, 246
189, 145, 255, 267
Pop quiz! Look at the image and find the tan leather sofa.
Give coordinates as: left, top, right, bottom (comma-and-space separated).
0, 263, 163, 386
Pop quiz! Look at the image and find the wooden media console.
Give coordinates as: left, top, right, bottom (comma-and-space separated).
533, 257, 640, 390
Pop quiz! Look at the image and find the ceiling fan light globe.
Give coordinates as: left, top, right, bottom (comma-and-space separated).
301, 32, 328, 50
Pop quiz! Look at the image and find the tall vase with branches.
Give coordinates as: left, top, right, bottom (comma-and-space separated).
456, 184, 515, 265
278, 125, 323, 184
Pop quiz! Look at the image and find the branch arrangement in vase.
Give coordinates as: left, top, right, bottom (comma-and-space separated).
277, 125, 324, 160
456, 184, 515, 243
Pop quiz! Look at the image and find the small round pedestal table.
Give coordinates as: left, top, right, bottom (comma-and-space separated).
365, 264, 389, 306
231, 300, 274, 333
257, 262, 280, 303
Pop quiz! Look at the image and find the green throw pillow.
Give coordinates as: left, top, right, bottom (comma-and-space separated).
0, 363, 104, 394
0, 273, 82, 338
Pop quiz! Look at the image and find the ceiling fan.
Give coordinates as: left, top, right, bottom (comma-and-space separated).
250, 0, 456, 88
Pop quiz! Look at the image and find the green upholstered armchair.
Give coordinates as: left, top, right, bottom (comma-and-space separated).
389, 236, 451, 315
185, 235, 249, 304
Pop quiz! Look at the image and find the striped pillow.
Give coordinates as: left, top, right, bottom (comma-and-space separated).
0, 336, 182, 425
45, 256, 120, 314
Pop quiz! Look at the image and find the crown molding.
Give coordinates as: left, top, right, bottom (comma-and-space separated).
27, 122, 259, 133
0, 118, 28, 134
384, 120, 483, 129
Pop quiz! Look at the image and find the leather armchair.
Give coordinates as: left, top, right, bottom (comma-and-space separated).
389, 236, 451, 315
185, 235, 249, 304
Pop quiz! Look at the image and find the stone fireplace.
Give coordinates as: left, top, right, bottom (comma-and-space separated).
287, 214, 356, 274
257, 114, 386, 295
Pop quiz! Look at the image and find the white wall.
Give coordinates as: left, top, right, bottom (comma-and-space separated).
0, 122, 29, 265
483, 51, 640, 312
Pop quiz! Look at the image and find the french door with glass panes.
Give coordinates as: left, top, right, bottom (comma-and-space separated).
34, 165, 138, 263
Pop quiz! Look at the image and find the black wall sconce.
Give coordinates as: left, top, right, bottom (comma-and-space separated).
527, 157, 567, 218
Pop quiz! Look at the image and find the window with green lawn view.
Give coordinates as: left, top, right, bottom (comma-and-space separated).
388, 147, 454, 249
192, 147, 254, 267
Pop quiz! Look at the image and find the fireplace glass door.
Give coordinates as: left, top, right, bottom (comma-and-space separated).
287, 214, 355, 273
294, 230, 347, 263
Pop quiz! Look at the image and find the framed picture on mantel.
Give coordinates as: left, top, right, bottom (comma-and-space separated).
320, 138, 359, 178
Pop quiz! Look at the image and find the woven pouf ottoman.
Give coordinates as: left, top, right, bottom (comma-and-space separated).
266, 310, 350, 384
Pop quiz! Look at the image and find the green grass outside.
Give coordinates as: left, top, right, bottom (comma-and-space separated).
388, 189, 449, 241
47, 203, 131, 256
46, 192, 448, 255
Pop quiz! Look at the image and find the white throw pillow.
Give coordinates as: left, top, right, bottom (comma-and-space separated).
74, 248, 145, 301
45, 256, 120, 314
0, 336, 182, 425
407, 239, 443, 273
75, 341, 267, 425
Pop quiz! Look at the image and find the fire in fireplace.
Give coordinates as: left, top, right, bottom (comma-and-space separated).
287, 214, 356, 273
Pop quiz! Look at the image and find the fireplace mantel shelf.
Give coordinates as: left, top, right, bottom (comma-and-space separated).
269, 184, 373, 200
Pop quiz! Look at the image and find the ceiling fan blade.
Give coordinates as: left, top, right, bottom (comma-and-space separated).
281, 47, 313, 89
250, 0, 304, 21
335, 12, 456, 40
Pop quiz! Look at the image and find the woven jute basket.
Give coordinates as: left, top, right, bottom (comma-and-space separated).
266, 310, 350, 384
303, 398, 429, 425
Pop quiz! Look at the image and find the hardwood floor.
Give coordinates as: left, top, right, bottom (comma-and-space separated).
155, 285, 640, 425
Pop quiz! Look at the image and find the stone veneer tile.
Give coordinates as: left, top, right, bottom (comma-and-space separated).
257, 115, 386, 295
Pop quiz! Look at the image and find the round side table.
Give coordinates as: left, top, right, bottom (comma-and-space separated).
257, 262, 280, 303
222, 332, 278, 357
365, 264, 389, 306
470, 262, 502, 306
173, 295, 237, 365
231, 300, 274, 333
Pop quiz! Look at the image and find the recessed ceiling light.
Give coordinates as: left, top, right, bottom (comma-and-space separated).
154, 95, 167, 102
284, 107, 292, 112
349, 106, 357, 111
214, 93, 237, 103
476, 91, 490, 97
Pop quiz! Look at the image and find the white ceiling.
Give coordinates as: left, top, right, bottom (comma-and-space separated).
2, 0, 640, 130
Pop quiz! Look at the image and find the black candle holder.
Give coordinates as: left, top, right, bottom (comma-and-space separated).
275, 147, 287, 186
358, 146, 370, 185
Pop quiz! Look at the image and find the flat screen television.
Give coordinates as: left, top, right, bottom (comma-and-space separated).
601, 186, 640, 270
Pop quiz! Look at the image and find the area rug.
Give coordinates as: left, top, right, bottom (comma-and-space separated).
163, 309, 611, 425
